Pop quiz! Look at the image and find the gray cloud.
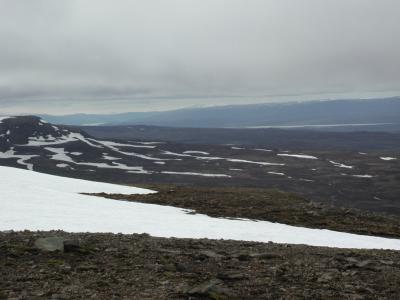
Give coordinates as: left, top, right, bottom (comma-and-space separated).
0, 0, 399, 114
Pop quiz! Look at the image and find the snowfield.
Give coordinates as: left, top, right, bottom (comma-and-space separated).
1, 166, 400, 250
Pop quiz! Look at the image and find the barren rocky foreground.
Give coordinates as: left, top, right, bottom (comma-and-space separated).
90, 186, 400, 239
1, 230, 400, 299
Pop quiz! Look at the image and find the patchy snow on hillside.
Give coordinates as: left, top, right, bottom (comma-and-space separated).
0, 149, 38, 170
2, 166, 400, 250
94, 139, 167, 161
21, 132, 103, 148
45, 147, 150, 173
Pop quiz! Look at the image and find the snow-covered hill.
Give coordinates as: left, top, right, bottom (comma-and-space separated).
1, 165, 400, 250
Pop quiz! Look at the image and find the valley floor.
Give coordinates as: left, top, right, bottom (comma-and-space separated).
1, 231, 400, 299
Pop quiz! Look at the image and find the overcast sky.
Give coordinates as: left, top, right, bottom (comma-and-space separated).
1, 0, 399, 115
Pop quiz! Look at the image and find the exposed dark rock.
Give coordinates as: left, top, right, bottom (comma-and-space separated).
63, 239, 80, 252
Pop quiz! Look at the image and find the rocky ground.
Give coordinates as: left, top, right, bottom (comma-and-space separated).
1, 231, 400, 299
90, 186, 400, 239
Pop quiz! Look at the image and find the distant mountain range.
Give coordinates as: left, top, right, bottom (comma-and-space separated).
38, 97, 400, 131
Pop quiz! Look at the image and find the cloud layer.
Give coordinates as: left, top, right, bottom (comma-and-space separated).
1, 0, 399, 114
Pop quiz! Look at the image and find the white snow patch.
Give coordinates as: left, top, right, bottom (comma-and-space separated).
45, 147, 74, 163
102, 154, 121, 161
329, 161, 354, 169
134, 141, 164, 145
254, 148, 273, 152
352, 174, 374, 178
70, 152, 82, 156
56, 163, 69, 168
196, 156, 225, 161
277, 154, 318, 160
226, 158, 284, 166
162, 151, 193, 158
231, 147, 244, 150
2, 166, 400, 250
299, 178, 314, 182
268, 171, 285, 176
380, 157, 397, 161
183, 151, 210, 155
161, 171, 231, 178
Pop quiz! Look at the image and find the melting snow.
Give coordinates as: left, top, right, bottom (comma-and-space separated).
70, 152, 82, 156
56, 163, 69, 168
45, 147, 150, 173
352, 175, 374, 178
102, 154, 121, 161
134, 141, 164, 145
2, 166, 400, 250
21, 132, 103, 148
226, 158, 284, 166
164, 151, 284, 166
94, 140, 167, 161
162, 151, 193, 157
183, 151, 210, 155
0, 149, 38, 170
277, 154, 318, 160
268, 171, 285, 176
329, 161, 354, 169
380, 157, 397, 161
161, 171, 231, 178
254, 148, 273, 152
